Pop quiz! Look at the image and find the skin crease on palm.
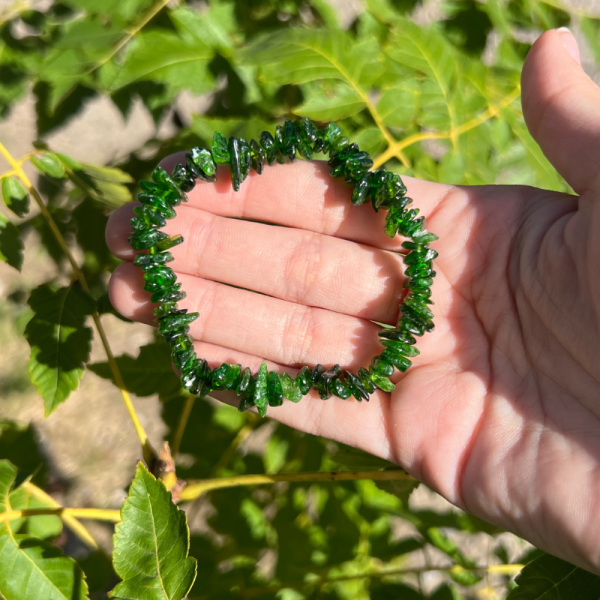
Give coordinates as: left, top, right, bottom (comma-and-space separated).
106, 29, 600, 573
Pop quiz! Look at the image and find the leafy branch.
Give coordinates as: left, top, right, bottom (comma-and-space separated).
0, 142, 155, 463
373, 86, 522, 169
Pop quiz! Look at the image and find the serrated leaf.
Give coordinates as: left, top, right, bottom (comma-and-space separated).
352, 127, 387, 157
377, 80, 420, 128
88, 342, 183, 402
100, 31, 215, 95
24, 284, 95, 416
1, 176, 29, 218
507, 554, 600, 600
170, 5, 236, 52
30, 152, 66, 178
294, 83, 365, 121
56, 153, 133, 207
8, 486, 63, 541
0, 213, 23, 271
0, 460, 89, 600
240, 28, 383, 90
110, 462, 197, 600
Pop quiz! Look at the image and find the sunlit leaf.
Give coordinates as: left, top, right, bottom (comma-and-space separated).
109, 462, 196, 600
0, 460, 89, 600
377, 80, 420, 128
240, 28, 383, 90
295, 83, 365, 121
30, 152, 66, 178
24, 284, 95, 416
100, 31, 215, 95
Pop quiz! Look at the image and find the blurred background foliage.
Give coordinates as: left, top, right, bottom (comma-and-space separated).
0, 0, 599, 598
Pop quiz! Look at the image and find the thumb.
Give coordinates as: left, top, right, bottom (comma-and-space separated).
521, 28, 600, 194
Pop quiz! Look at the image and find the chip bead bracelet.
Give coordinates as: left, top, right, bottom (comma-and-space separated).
128, 118, 438, 417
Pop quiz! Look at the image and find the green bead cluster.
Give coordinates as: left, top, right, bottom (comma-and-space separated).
129, 117, 438, 417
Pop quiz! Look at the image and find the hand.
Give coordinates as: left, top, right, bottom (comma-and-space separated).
106, 29, 600, 573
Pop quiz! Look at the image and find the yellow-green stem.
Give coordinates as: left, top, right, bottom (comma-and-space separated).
22, 482, 98, 549
0, 506, 121, 524
172, 394, 196, 458
189, 563, 523, 599
373, 86, 521, 170
180, 469, 416, 502
0, 141, 155, 462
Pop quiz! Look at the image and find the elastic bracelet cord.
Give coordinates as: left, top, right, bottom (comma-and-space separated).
128, 118, 438, 417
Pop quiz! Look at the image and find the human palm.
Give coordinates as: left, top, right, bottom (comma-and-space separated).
106, 30, 600, 572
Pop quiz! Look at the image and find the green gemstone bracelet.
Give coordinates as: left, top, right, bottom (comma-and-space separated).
128, 118, 438, 417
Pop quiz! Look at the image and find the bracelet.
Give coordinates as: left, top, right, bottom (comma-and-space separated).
128, 118, 438, 417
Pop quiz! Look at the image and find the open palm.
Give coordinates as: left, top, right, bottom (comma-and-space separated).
106, 30, 600, 573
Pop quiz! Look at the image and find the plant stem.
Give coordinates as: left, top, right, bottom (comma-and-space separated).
22, 482, 99, 549
373, 86, 521, 170
172, 395, 196, 458
189, 563, 523, 599
179, 469, 416, 502
0, 141, 155, 462
0, 506, 121, 524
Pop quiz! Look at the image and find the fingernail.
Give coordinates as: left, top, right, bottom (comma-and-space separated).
556, 27, 581, 64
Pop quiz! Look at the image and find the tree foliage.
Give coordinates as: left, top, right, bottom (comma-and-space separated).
0, 0, 599, 598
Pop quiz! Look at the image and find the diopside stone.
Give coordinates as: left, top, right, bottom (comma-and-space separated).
228, 136, 242, 191
212, 132, 230, 165
134, 252, 174, 269
158, 312, 200, 335
254, 362, 269, 417
188, 147, 217, 180
211, 363, 242, 390
260, 131, 277, 165
143, 266, 176, 293
280, 373, 302, 403
296, 366, 312, 395
171, 163, 196, 192
343, 370, 369, 402
267, 371, 284, 407
250, 139, 266, 174
129, 229, 169, 251
236, 367, 252, 397
370, 356, 394, 378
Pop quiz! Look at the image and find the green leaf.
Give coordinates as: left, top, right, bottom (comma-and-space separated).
57, 153, 133, 207
507, 554, 600, 599
0, 213, 23, 271
0, 460, 90, 600
1, 176, 29, 218
24, 284, 95, 416
110, 462, 197, 600
88, 342, 183, 402
30, 152, 66, 178
352, 127, 387, 158
377, 80, 420, 128
170, 5, 236, 52
8, 486, 63, 541
0, 420, 47, 486
240, 28, 383, 90
294, 83, 365, 121
581, 18, 600, 70
100, 31, 215, 95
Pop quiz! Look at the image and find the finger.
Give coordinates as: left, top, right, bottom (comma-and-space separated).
522, 28, 600, 194
109, 261, 390, 369
189, 339, 395, 461
157, 156, 454, 249
108, 204, 407, 323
